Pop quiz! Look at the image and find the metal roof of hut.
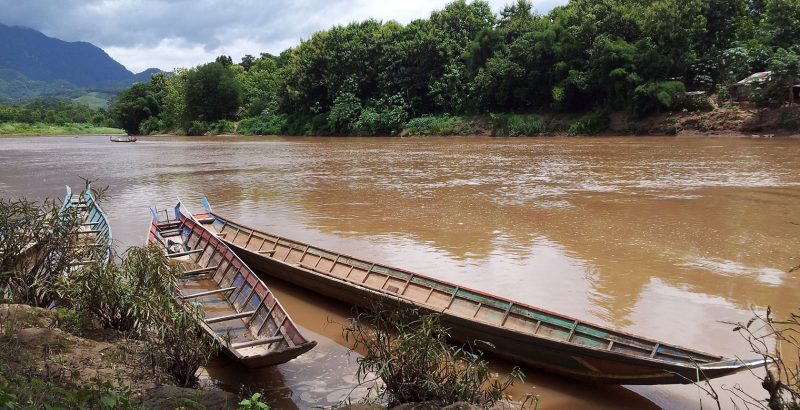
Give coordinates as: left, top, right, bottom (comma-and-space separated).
737, 71, 772, 85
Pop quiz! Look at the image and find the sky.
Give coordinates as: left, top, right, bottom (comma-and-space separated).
0, 0, 566, 73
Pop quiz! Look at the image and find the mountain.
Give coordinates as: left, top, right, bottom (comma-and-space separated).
0, 23, 161, 100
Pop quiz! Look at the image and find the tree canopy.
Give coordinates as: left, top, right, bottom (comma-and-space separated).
113, 0, 800, 136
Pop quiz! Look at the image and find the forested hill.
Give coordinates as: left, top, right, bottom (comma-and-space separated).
0, 24, 159, 99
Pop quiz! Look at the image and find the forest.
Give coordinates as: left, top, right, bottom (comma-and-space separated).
111, 0, 800, 136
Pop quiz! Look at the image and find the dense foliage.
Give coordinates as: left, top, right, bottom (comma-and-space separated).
0, 98, 114, 127
111, 0, 800, 136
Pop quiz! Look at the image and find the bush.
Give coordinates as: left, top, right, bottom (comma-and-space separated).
490, 114, 547, 136
186, 120, 210, 136
210, 119, 234, 135
568, 109, 611, 136
343, 308, 531, 407
401, 115, 480, 136
353, 95, 410, 135
632, 81, 686, 116
238, 112, 287, 135
139, 116, 162, 135
673, 93, 715, 112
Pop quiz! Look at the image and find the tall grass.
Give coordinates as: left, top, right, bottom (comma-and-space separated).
490, 114, 547, 136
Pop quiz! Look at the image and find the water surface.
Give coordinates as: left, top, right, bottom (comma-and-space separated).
1, 135, 798, 409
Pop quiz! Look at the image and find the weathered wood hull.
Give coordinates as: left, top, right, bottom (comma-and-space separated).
197, 202, 767, 384
147, 204, 316, 368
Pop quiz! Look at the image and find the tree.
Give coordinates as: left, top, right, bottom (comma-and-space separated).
183, 62, 241, 124
110, 83, 159, 135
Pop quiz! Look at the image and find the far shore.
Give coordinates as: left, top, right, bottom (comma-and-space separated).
0, 122, 125, 137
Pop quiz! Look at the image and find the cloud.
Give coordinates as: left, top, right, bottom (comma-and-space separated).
0, 0, 567, 73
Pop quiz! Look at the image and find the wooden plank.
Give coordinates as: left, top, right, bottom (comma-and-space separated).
184, 265, 219, 276
445, 287, 460, 309
500, 303, 513, 326
168, 249, 203, 258
258, 301, 278, 335
245, 230, 254, 246
399, 274, 415, 296
650, 343, 661, 358
566, 320, 579, 342
160, 228, 182, 237
206, 310, 256, 324
329, 255, 340, 273
257, 250, 276, 256
231, 336, 283, 349
473, 302, 482, 318
360, 264, 375, 283
182, 287, 236, 299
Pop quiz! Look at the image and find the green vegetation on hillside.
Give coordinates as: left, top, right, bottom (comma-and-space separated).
110, 0, 800, 136
0, 98, 120, 135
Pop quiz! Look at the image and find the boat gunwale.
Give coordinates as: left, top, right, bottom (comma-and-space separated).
204, 211, 737, 370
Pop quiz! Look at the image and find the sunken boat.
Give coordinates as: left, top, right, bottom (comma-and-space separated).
147, 202, 316, 368
191, 198, 767, 384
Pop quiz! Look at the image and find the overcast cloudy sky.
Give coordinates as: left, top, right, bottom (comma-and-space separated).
0, 0, 566, 73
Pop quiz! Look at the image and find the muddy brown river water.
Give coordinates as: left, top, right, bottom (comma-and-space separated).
1, 135, 798, 409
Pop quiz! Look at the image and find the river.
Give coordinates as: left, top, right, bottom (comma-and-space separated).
1, 135, 798, 409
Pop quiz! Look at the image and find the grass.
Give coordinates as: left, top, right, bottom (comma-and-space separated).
0, 122, 124, 136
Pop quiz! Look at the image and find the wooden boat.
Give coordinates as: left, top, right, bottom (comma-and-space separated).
109, 135, 137, 142
67, 185, 113, 264
147, 202, 316, 368
192, 198, 768, 385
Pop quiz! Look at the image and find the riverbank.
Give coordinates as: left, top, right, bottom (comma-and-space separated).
0, 122, 124, 136
0, 304, 239, 409
144, 105, 800, 139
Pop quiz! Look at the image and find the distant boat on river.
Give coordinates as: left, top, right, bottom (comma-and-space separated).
147, 202, 316, 368
191, 197, 768, 384
109, 135, 137, 142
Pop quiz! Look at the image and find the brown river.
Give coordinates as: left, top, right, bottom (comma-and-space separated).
1, 135, 798, 409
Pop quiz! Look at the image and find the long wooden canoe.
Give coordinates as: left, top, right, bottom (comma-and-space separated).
147, 202, 316, 368
192, 198, 768, 385
109, 135, 137, 142
68, 185, 113, 264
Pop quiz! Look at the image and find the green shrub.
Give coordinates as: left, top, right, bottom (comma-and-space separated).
238, 112, 287, 135
139, 116, 162, 135
632, 81, 686, 116
344, 308, 531, 407
673, 93, 715, 112
490, 114, 546, 136
186, 120, 210, 136
210, 119, 234, 135
568, 109, 611, 136
401, 115, 480, 136
353, 94, 410, 135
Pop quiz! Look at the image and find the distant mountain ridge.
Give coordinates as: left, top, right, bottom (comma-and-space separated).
0, 23, 160, 100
